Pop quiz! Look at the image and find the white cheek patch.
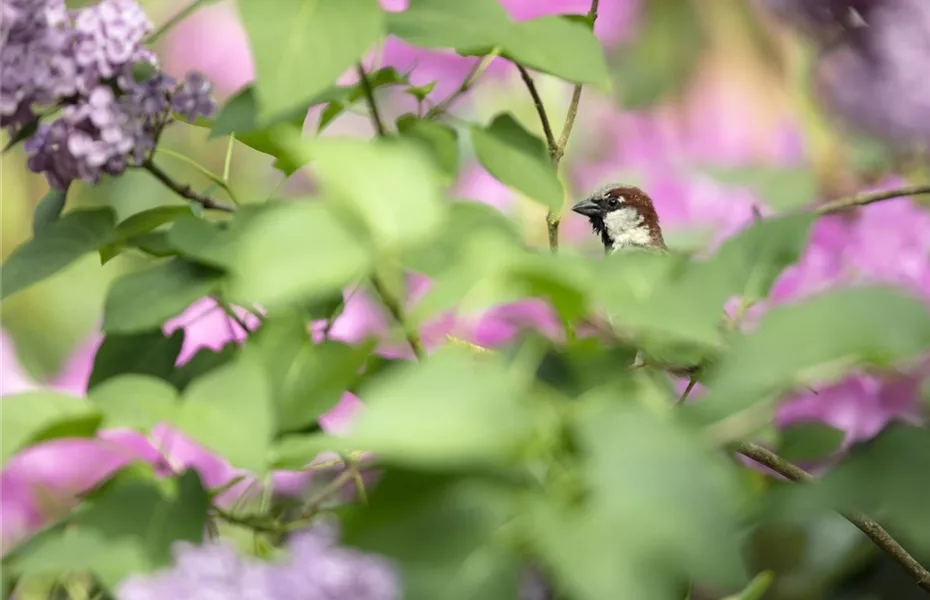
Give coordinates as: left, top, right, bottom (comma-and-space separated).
604, 207, 653, 250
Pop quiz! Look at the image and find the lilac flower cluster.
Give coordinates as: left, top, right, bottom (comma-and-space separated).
758, 0, 930, 152
0, 0, 218, 190
116, 524, 401, 600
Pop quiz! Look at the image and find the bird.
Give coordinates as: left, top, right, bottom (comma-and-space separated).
571, 183, 702, 379
570, 182, 668, 254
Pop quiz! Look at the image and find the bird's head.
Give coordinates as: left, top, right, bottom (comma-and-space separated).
571, 183, 667, 253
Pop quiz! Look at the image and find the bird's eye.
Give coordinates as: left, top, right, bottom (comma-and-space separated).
607, 197, 620, 208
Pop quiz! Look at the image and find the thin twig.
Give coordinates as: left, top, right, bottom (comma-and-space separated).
146, 0, 209, 44
676, 376, 698, 406
735, 441, 930, 593
154, 147, 241, 205
426, 50, 501, 119
141, 160, 236, 212
356, 63, 387, 137
813, 184, 930, 216
300, 469, 357, 518
370, 275, 426, 360
516, 65, 558, 156
222, 134, 235, 182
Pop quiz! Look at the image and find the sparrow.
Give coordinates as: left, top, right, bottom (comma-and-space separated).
572, 183, 702, 378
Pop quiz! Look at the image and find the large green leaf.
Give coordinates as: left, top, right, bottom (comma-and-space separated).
244, 313, 373, 433
396, 114, 460, 182
342, 470, 524, 600
332, 347, 536, 468
699, 166, 819, 213
286, 134, 447, 251
166, 215, 232, 269
229, 200, 372, 308
695, 287, 930, 428
176, 356, 274, 473
610, 0, 705, 108
102, 259, 225, 333
88, 329, 185, 390
385, 0, 511, 49
168, 342, 239, 392
99, 205, 194, 264
1, 392, 102, 465
535, 399, 745, 599
504, 16, 609, 88
237, 0, 383, 120
32, 188, 67, 236
471, 113, 563, 211
88, 375, 181, 431
1, 207, 116, 300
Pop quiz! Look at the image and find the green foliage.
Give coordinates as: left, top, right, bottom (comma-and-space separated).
471, 113, 564, 210
1, 207, 116, 300
318, 67, 410, 132
777, 422, 845, 462
396, 114, 460, 182
32, 188, 67, 236
99, 205, 194, 264
700, 165, 819, 213
88, 329, 185, 389
89, 375, 180, 431
236, 0, 383, 120
610, 0, 705, 108
1, 392, 102, 465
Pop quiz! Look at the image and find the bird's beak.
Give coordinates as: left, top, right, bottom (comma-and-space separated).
571, 198, 600, 217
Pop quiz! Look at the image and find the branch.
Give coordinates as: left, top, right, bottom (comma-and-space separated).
426, 50, 500, 119
515, 0, 600, 253
142, 160, 236, 212
370, 275, 426, 361
735, 441, 930, 593
814, 184, 930, 216
356, 63, 387, 137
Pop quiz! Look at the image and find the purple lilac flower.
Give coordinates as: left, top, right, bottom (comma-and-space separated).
755, 0, 872, 38
170, 72, 218, 122
71, 0, 152, 80
116, 525, 401, 600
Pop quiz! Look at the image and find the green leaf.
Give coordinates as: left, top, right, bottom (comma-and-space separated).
777, 422, 845, 462
611, 0, 704, 108
700, 165, 818, 213
88, 329, 185, 390
166, 215, 232, 269
318, 67, 409, 132
702, 213, 816, 304
102, 259, 224, 333
32, 188, 68, 236
88, 375, 180, 431
396, 114, 460, 181
269, 433, 334, 469
504, 16, 609, 87
168, 342, 238, 392
695, 287, 930, 428
237, 0, 383, 120
342, 470, 523, 600
1, 392, 102, 465
1, 207, 116, 300
721, 571, 774, 600
293, 135, 447, 251
229, 201, 372, 308
471, 113, 563, 210
404, 81, 436, 102
176, 356, 274, 473
98, 205, 194, 264
333, 347, 535, 468
535, 399, 745, 599
245, 313, 373, 433
385, 0, 511, 49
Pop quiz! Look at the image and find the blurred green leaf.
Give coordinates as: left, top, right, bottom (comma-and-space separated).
332, 347, 535, 468
0, 392, 102, 465
535, 400, 745, 599
244, 312, 373, 433
404, 81, 436, 102
343, 469, 523, 600
611, 0, 704, 108
292, 135, 447, 251
88, 329, 185, 390
166, 215, 232, 269
471, 113, 563, 210
269, 433, 334, 469
1, 207, 116, 300
168, 342, 238, 392
695, 287, 930, 428
237, 0, 383, 120
32, 188, 67, 236
88, 375, 180, 431
396, 114, 460, 181
721, 571, 774, 600
385, 0, 510, 49
700, 166, 818, 213
319, 67, 409, 132
702, 213, 816, 304
99, 205, 194, 264
229, 201, 371, 308
103, 259, 224, 333
777, 422, 845, 462
176, 356, 274, 473
505, 16, 609, 88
